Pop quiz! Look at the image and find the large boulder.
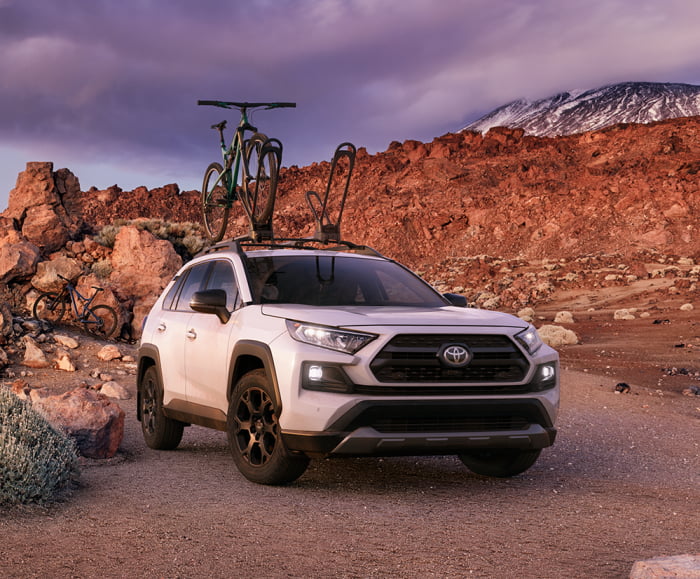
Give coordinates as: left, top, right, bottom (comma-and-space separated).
109, 226, 181, 337
31, 256, 83, 292
0, 241, 41, 284
29, 387, 125, 459
21, 204, 70, 253
3, 162, 82, 253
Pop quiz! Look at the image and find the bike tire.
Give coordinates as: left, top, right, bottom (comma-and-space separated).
202, 162, 230, 242
33, 293, 67, 324
241, 133, 278, 225
86, 305, 119, 338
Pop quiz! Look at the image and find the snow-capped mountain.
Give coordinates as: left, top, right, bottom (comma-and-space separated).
463, 82, 700, 136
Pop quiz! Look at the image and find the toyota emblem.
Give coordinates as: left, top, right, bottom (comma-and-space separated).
438, 344, 471, 367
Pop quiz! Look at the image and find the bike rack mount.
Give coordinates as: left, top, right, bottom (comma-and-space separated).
305, 142, 356, 244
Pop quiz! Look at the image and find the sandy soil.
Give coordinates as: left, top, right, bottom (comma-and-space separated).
1, 289, 698, 579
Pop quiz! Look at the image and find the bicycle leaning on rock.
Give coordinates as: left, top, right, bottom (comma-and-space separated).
33, 274, 118, 338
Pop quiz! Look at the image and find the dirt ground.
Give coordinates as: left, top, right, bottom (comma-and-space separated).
0, 286, 698, 579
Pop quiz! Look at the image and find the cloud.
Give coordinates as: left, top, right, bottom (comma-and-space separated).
1, 0, 700, 209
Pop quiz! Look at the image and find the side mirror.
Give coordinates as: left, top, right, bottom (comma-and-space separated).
190, 289, 231, 323
443, 293, 468, 308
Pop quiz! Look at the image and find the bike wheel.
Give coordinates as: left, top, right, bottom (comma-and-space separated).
241, 133, 278, 225
86, 305, 119, 338
202, 162, 230, 242
33, 293, 67, 324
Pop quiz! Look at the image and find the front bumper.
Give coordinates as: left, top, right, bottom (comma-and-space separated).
283, 398, 557, 457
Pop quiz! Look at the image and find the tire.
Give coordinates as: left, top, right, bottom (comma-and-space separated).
202, 161, 230, 242
86, 304, 118, 338
33, 292, 66, 324
227, 369, 309, 485
458, 449, 542, 477
139, 366, 184, 450
240, 133, 278, 226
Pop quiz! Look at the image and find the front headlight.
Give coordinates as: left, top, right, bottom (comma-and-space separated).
286, 320, 377, 354
515, 324, 543, 355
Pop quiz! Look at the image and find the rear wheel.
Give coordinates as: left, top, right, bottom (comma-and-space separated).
241, 133, 278, 226
458, 449, 542, 477
227, 369, 309, 485
202, 161, 230, 242
33, 293, 66, 324
86, 305, 118, 338
140, 366, 184, 450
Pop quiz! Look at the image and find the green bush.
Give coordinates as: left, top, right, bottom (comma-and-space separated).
0, 388, 80, 505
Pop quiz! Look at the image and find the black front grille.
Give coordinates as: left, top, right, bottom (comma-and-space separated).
370, 334, 529, 383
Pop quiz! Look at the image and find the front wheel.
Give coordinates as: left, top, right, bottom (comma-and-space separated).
458, 449, 542, 477
240, 133, 279, 226
33, 292, 67, 324
227, 369, 309, 485
202, 161, 230, 242
140, 366, 184, 450
86, 304, 118, 338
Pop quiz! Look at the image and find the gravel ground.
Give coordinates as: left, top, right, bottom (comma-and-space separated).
1, 361, 698, 578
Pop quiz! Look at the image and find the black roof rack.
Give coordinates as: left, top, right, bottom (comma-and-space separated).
195, 236, 384, 259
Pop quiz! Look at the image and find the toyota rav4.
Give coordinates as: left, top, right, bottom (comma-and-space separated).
137, 239, 559, 485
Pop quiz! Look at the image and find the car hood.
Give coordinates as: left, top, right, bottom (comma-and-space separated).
260, 304, 527, 329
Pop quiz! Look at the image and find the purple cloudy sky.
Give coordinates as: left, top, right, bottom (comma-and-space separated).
1, 0, 699, 210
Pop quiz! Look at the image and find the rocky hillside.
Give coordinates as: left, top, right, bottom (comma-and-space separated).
1, 116, 698, 336
463, 82, 700, 136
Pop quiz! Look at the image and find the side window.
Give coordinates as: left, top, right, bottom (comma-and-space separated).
173, 262, 211, 311
162, 275, 183, 311
205, 260, 239, 311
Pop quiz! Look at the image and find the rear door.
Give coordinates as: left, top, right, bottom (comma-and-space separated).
156, 262, 211, 407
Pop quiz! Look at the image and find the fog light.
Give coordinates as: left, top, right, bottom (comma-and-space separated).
540, 364, 555, 381
308, 365, 324, 382
530, 362, 557, 391
301, 363, 354, 393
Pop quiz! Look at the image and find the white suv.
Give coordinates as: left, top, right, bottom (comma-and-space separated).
137, 239, 559, 485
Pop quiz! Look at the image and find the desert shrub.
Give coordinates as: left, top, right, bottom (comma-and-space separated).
0, 388, 80, 505
91, 258, 113, 279
94, 224, 121, 248
94, 219, 206, 261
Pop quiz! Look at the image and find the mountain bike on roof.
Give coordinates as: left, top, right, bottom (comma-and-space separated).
197, 100, 295, 242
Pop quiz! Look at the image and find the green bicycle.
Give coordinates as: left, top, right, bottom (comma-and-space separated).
197, 100, 295, 241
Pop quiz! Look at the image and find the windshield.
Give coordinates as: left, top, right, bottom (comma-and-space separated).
245, 254, 448, 307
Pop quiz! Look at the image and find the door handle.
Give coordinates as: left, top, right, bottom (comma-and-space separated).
186, 329, 197, 340
157, 323, 166, 333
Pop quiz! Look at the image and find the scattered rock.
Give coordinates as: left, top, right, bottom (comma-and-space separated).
614, 382, 631, 394
97, 344, 122, 361
614, 308, 636, 320
21, 335, 50, 368
537, 325, 579, 347
53, 349, 77, 372
630, 554, 700, 579
100, 381, 131, 400
680, 303, 694, 311
682, 385, 700, 396
54, 334, 80, 349
517, 307, 535, 323
554, 311, 575, 324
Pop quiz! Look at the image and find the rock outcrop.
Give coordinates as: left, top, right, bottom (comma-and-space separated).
1, 117, 699, 339
28, 386, 124, 459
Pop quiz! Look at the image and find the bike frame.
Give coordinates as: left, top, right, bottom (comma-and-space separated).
218, 112, 254, 207
198, 101, 295, 208
57, 276, 103, 327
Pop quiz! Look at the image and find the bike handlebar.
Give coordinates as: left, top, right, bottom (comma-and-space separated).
197, 100, 296, 110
